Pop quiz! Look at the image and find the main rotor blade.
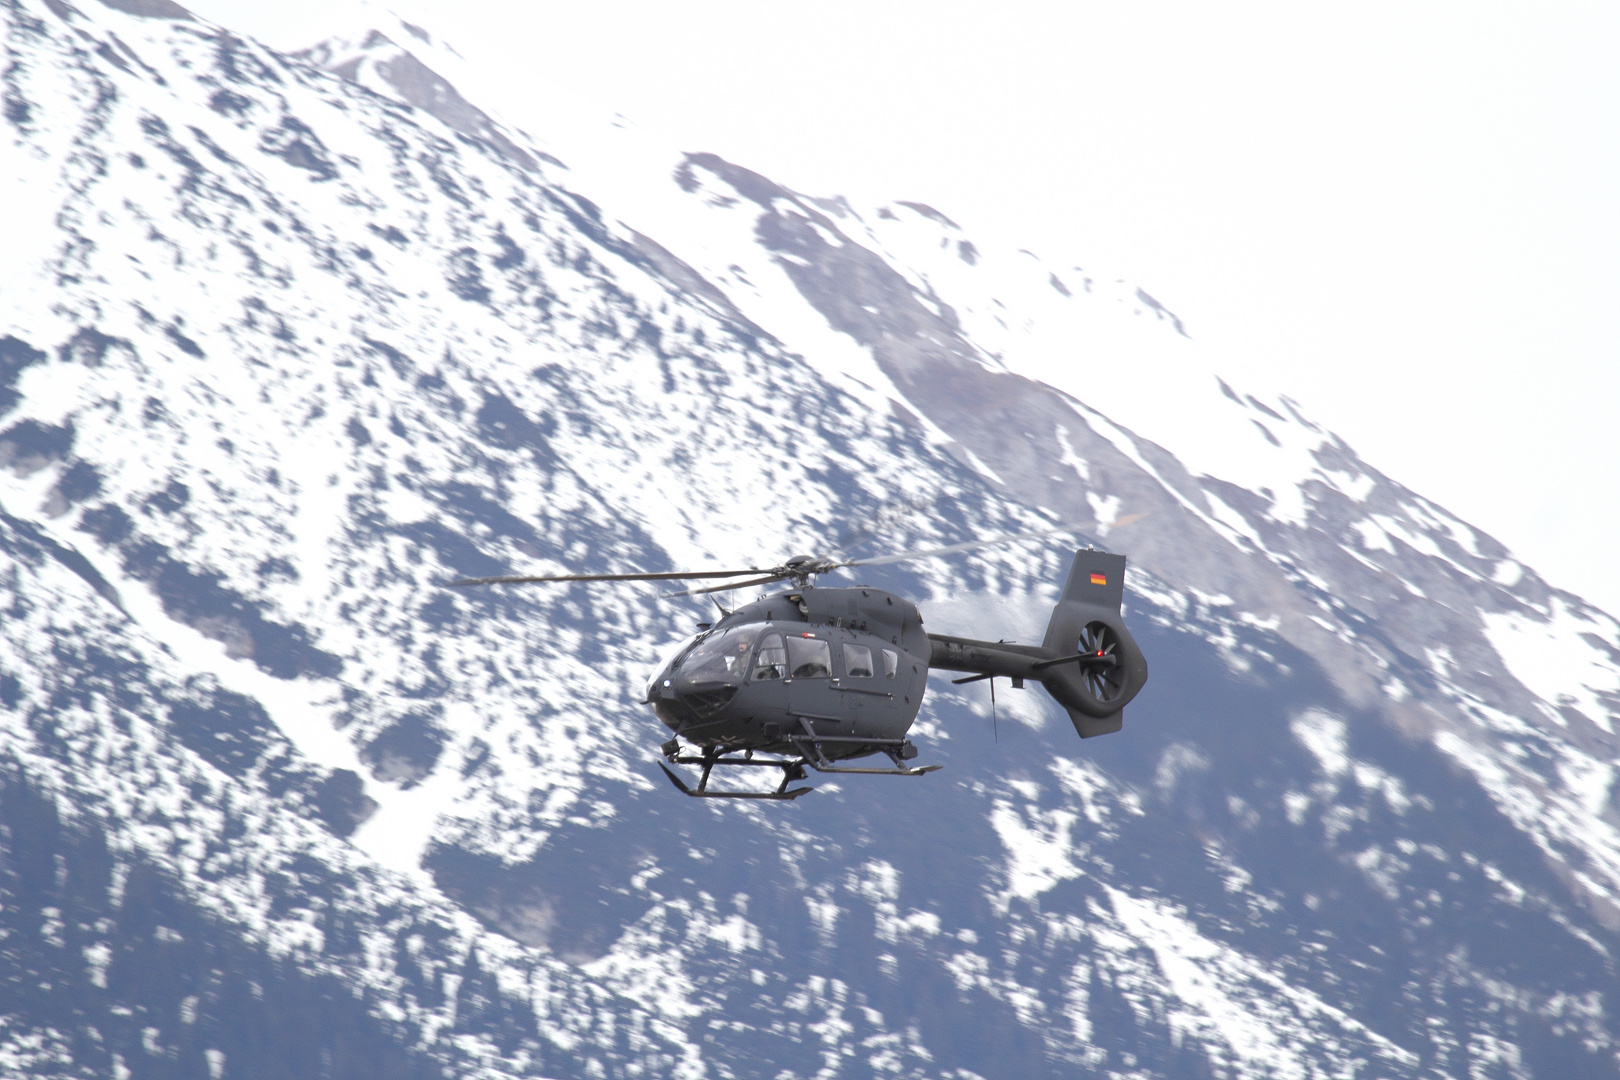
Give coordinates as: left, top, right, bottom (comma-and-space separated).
840, 521, 1096, 569
840, 513, 1149, 570
448, 567, 764, 588
824, 491, 946, 563
661, 572, 791, 599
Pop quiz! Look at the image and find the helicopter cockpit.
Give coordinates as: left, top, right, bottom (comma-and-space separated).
680, 625, 760, 681
646, 625, 757, 727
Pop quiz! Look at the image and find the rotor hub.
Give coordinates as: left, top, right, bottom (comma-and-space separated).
782, 554, 834, 587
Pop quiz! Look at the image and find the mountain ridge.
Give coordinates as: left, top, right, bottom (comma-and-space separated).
2, 1, 1619, 1077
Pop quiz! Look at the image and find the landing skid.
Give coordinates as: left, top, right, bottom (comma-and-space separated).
805, 761, 942, 776
659, 761, 813, 800
659, 724, 943, 800
659, 750, 814, 801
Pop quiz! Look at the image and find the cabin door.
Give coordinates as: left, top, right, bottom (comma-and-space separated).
784, 632, 839, 731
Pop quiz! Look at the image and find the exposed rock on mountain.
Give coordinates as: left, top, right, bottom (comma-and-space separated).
2, 1, 1618, 1077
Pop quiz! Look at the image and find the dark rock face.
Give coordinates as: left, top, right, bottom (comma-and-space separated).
0, 336, 46, 416
0, 772, 440, 1080
1, 1, 1617, 1077
361, 712, 445, 786
94, 0, 193, 20
313, 768, 377, 837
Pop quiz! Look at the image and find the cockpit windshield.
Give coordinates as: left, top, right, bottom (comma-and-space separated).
677, 625, 762, 682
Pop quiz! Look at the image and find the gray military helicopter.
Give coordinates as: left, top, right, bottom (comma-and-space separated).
451, 527, 1148, 800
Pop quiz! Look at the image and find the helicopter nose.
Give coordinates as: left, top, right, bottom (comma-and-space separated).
644, 666, 675, 702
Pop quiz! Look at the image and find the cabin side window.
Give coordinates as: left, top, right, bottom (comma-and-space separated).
881, 648, 899, 678
752, 634, 786, 681
786, 635, 833, 678
843, 644, 874, 678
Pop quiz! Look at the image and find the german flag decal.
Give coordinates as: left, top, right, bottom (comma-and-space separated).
1090, 573, 1108, 586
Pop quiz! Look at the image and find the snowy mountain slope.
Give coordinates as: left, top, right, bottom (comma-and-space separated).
2, 1, 1619, 1077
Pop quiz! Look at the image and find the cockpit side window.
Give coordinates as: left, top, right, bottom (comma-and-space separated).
881, 648, 899, 678
844, 644, 874, 678
786, 635, 833, 678
752, 634, 786, 681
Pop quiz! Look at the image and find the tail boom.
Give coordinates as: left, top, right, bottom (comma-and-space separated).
926, 550, 1148, 739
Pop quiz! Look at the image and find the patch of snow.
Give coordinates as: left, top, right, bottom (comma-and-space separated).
1291, 710, 1350, 778
988, 796, 1085, 904
1103, 887, 1419, 1076
1483, 600, 1620, 732
1494, 560, 1526, 587
1352, 519, 1394, 553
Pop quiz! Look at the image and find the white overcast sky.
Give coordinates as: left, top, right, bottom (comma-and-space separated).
191, 0, 1620, 616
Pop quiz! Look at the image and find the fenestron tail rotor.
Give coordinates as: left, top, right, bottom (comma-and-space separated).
446, 514, 1146, 595
1076, 621, 1129, 703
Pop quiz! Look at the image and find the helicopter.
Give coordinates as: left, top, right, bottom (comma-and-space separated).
450, 526, 1149, 800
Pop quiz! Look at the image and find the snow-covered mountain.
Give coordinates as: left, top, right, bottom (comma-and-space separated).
3, 1, 1620, 1077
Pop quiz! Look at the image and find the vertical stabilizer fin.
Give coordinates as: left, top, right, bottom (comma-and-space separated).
1039, 550, 1147, 736
1058, 550, 1127, 609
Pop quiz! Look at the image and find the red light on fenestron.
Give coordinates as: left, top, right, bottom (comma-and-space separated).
1089, 573, 1107, 585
